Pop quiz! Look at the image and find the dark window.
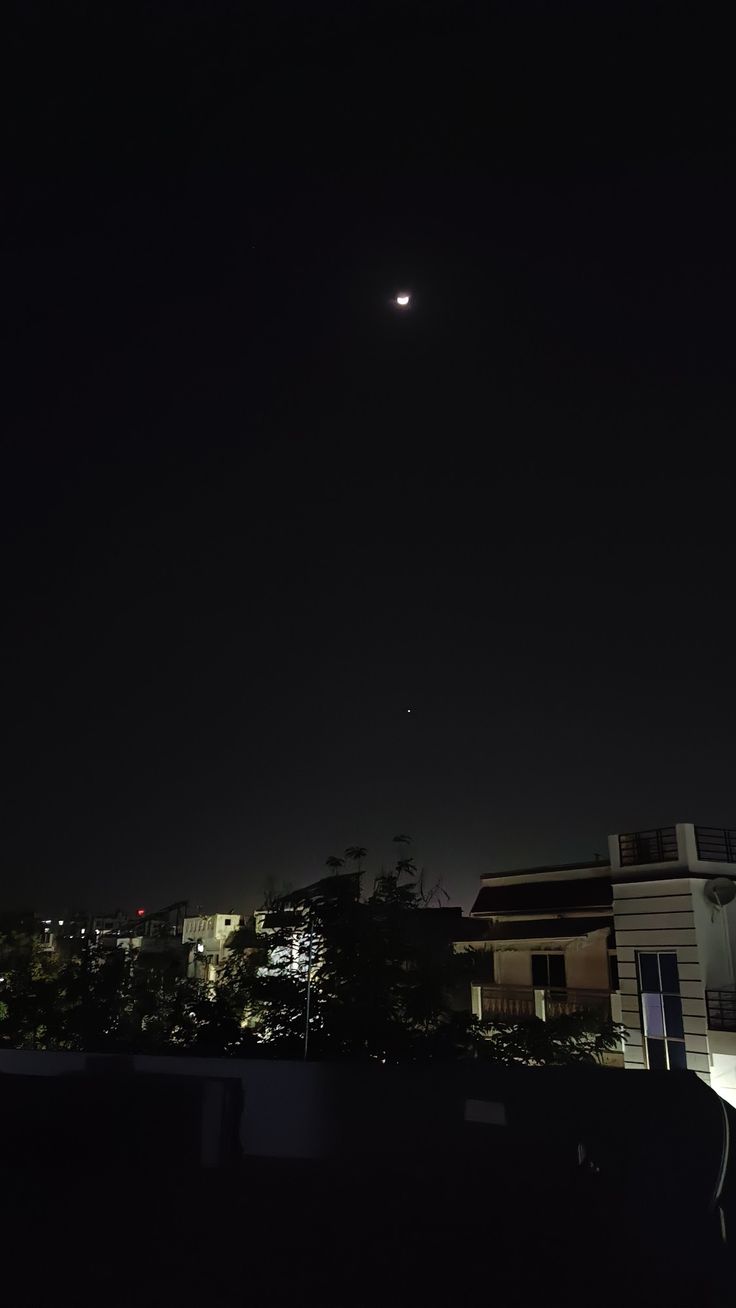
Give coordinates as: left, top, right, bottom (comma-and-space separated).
224, 918, 232, 926
663, 995, 684, 1040
659, 954, 680, 994
647, 1037, 667, 1070
531, 954, 546, 987
639, 953, 660, 992
667, 1041, 688, 1070
609, 953, 620, 990
532, 953, 566, 989
637, 952, 686, 1071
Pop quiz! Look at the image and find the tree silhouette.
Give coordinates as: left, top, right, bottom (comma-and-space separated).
344, 845, 367, 872
325, 855, 345, 875
395, 857, 417, 880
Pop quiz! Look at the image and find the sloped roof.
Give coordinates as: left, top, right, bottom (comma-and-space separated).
480, 916, 613, 942
471, 877, 612, 917
481, 860, 610, 881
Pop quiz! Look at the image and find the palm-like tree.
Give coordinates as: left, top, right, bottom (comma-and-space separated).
325, 855, 344, 876
344, 845, 368, 872
396, 857, 417, 880
393, 833, 412, 846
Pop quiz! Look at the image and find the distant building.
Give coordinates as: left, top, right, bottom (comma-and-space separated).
466, 821, 736, 1106
182, 912, 244, 981
108, 902, 190, 974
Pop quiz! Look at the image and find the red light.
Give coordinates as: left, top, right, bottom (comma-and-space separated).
136, 908, 145, 917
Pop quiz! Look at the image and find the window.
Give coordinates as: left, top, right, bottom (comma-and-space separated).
637, 951, 686, 1071
532, 953, 566, 989
608, 952, 620, 991
224, 918, 232, 926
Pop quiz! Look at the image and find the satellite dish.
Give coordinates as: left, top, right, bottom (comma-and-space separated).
704, 877, 736, 908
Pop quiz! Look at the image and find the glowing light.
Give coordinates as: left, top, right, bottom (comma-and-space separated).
395, 293, 410, 307
136, 908, 145, 917
58, 919, 64, 926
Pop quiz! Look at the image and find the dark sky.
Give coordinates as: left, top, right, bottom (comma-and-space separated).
4, 3, 736, 915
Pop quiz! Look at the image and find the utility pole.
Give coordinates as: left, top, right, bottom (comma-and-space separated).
303, 908, 314, 1059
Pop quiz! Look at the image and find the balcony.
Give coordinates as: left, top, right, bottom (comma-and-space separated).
695, 827, 736, 864
706, 988, 736, 1032
480, 985, 613, 1023
618, 827, 678, 867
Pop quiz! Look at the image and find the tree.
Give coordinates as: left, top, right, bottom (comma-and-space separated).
325, 855, 344, 875
0, 931, 257, 1058
223, 854, 486, 1061
0, 931, 62, 1049
477, 1011, 626, 1066
344, 846, 367, 872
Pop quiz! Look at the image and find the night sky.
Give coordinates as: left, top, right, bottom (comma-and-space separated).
4, 4, 736, 915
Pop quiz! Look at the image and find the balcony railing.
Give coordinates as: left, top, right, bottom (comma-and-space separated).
618, 827, 678, 867
706, 988, 736, 1032
480, 985, 612, 1023
695, 827, 736, 864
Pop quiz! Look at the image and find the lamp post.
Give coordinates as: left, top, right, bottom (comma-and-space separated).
303, 909, 314, 1060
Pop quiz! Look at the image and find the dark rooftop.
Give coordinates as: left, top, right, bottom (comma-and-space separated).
480, 859, 610, 882
479, 916, 614, 942
471, 878, 613, 917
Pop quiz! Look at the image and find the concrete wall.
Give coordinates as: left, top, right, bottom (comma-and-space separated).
492, 936, 609, 991
613, 878, 710, 1080
564, 933, 610, 989
0, 1049, 330, 1159
690, 880, 736, 991
493, 949, 532, 986
710, 1032, 736, 1111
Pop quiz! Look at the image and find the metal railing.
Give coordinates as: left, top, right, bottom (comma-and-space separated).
706, 988, 736, 1032
695, 827, 736, 864
619, 827, 678, 867
480, 986, 612, 1023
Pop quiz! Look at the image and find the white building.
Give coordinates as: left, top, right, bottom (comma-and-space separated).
182, 913, 243, 981
467, 822, 736, 1107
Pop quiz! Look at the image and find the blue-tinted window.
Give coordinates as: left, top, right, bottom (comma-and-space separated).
642, 993, 665, 1037
637, 951, 686, 1071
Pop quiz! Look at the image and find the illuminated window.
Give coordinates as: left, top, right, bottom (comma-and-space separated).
637, 951, 686, 1070
532, 953, 566, 989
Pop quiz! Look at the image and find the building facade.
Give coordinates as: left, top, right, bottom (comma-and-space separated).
467, 822, 736, 1106
182, 912, 244, 981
